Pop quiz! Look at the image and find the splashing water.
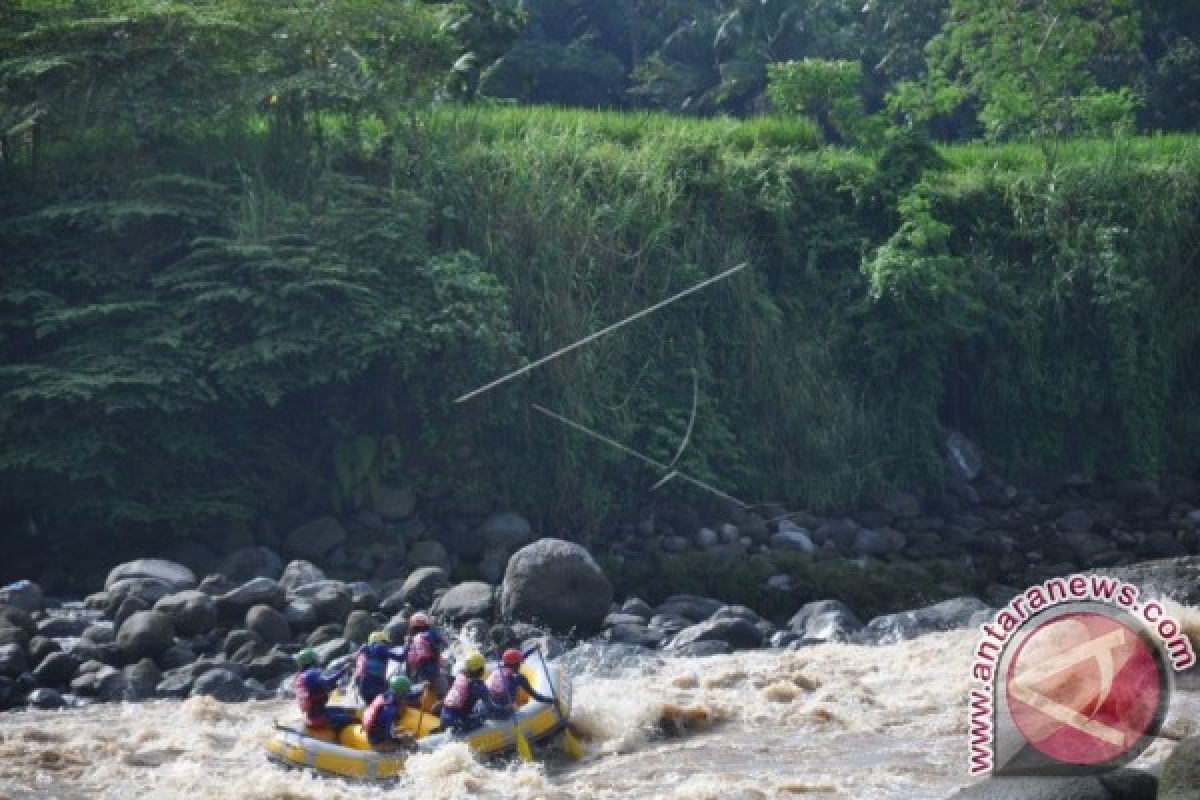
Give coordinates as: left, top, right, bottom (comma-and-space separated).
1, 630, 1195, 800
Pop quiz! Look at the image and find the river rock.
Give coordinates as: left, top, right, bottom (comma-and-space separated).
372, 484, 416, 520
115, 610, 175, 662
216, 578, 285, 618
1160, 736, 1200, 800
605, 624, 666, 649
432, 582, 495, 624
672, 640, 732, 658
0, 580, 44, 612
852, 526, 907, 556
662, 535, 690, 553
0, 626, 31, 650
245, 605, 291, 646
105, 559, 196, 593
73, 664, 129, 702
197, 574, 236, 596
946, 776, 1113, 800
342, 609, 376, 643
279, 560, 326, 591
695, 528, 719, 549
154, 590, 218, 636
1056, 508, 1096, 533
247, 650, 296, 682
156, 672, 194, 698
307, 624, 343, 648
478, 544, 510, 584
284, 599, 319, 633
290, 581, 352, 624
314, 637, 353, 666
812, 518, 859, 547
400, 567, 450, 608
123, 657, 162, 699
285, 517, 346, 561
500, 539, 612, 633
1100, 556, 1200, 605
82, 623, 114, 644
669, 617, 763, 651
0, 605, 35, 637
407, 540, 450, 569
621, 598, 654, 619
654, 595, 724, 623
190, 668, 248, 702
771, 526, 815, 553
1061, 529, 1113, 562
105, 577, 175, 612
859, 597, 989, 646
28, 636, 58, 665
160, 643, 197, 670
348, 582, 380, 612
604, 612, 648, 627
478, 512, 534, 550
0, 643, 28, 679
219, 546, 284, 583
33, 651, 79, 686
37, 615, 91, 638
27, 688, 65, 709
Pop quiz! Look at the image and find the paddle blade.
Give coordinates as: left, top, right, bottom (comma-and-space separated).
514, 725, 534, 762
561, 727, 584, 760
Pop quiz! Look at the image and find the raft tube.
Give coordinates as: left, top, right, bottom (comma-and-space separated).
264, 659, 572, 779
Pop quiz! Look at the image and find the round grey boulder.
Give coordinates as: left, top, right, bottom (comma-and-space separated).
154, 590, 218, 636
290, 581, 353, 625
245, 605, 291, 646
219, 546, 284, 583
190, 668, 248, 702
279, 560, 326, 592
115, 610, 175, 662
432, 582, 495, 625
500, 539, 612, 634
0, 580, 44, 612
105, 559, 195, 592
0, 643, 28, 679
399, 567, 449, 608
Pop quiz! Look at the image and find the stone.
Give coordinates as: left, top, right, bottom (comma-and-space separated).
123, 657, 162, 699
945, 430, 983, 482
399, 567, 449, 608
499, 538, 613, 634
279, 560, 327, 592
0, 605, 35, 637
342, 609, 376, 644
851, 527, 907, 556
1056, 508, 1096, 533
219, 546, 284, 583
245, 605, 291, 646
154, 590, 218, 636
0, 643, 28, 678
105, 577, 175, 612
432, 582, 495, 624
859, 597, 989, 646
478, 544, 510, 585
771, 529, 815, 553
621, 598, 654, 619
222, 629, 260, 658
812, 518, 860, 547
37, 615, 91, 638
307, 624, 343, 648
114, 596, 151, 631
372, 484, 416, 520
348, 582, 380, 612
105, 559, 195, 592
215, 578, 285, 618
246, 650, 296, 682
115, 610, 175, 662
0, 580, 44, 612
197, 574, 236, 596
669, 617, 763, 652
605, 624, 666, 648
190, 668, 248, 702
156, 672, 194, 698
477, 512, 534, 550
314, 637, 354, 666
672, 640, 732, 658
284, 599, 319, 633
284, 517, 346, 561
695, 528, 719, 549
407, 540, 450, 569
1143, 530, 1187, 558
159, 643, 197, 670
765, 574, 792, 591
654, 595, 724, 623
28, 688, 66, 709
33, 651, 79, 686
27, 636, 58, 666
946, 776, 1111, 800
1061, 529, 1113, 562
289, 581, 352, 625
662, 535, 690, 553
0, 626, 30, 651
604, 612, 648, 627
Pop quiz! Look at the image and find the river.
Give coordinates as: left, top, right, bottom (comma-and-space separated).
1, 630, 1195, 800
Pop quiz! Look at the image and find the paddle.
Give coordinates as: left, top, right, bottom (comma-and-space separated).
513, 718, 534, 762
532, 645, 584, 760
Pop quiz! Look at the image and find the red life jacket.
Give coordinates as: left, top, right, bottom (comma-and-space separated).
443, 673, 472, 711
293, 671, 327, 713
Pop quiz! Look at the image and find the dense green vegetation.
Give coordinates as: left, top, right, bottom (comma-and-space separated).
2, 1, 1200, 554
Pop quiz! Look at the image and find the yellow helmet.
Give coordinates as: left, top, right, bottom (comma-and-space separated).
368, 631, 389, 645
464, 652, 485, 673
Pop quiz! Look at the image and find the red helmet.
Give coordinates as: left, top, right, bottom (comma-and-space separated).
409, 612, 431, 631
501, 648, 522, 667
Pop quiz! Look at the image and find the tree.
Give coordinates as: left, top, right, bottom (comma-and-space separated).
767, 58, 869, 143
914, 0, 1142, 142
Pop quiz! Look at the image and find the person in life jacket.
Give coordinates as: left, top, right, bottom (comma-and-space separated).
438, 651, 503, 734
363, 675, 421, 749
485, 646, 554, 719
354, 630, 407, 704
292, 648, 356, 731
403, 612, 448, 697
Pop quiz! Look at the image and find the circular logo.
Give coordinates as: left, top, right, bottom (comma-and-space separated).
1005, 611, 1165, 766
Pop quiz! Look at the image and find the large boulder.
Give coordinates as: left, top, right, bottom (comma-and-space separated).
0, 580, 44, 612
279, 560, 326, 592
104, 577, 176, 613
154, 590, 218, 636
190, 668, 248, 702
105, 559, 196, 593
219, 546, 284, 583
432, 582, 495, 624
788, 599, 863, 644
215, 578, 286, 619
284, 517, 346, 561
669, 617, 764, 651
115, 610, 175, 662
0, 605, 36, 638
342, 610, 377, 644
399, 567, 449, 608
859, 597, 989, 646
0, 643, 28, 679
946, 776, 1112, 800
654, 595, 724, 623
499, 539, 612, 634
289, 580, 353, 625
245, 605, 291, 646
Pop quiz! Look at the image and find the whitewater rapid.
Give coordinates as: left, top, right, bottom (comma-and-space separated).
1, 630, 1195, 800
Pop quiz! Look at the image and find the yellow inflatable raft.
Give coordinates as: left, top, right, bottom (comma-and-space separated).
264, 659, 573, 779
